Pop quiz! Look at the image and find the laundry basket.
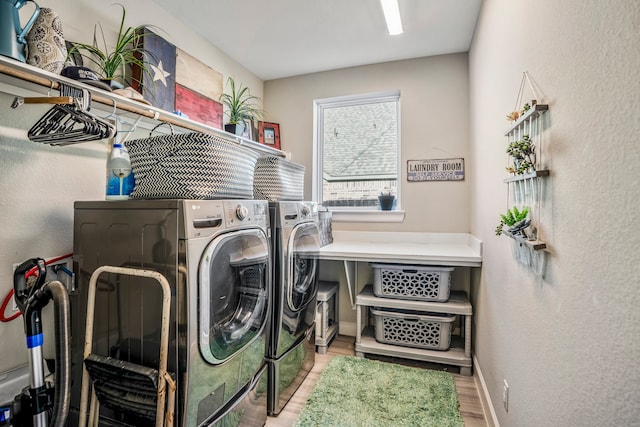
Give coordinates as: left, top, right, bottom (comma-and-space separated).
371, 307, 456, 351
125, 132, 259, 199
253, 156, 305, 201
371, 263, 454, 302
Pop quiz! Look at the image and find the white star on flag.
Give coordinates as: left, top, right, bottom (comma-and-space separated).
150, 60, 171, 86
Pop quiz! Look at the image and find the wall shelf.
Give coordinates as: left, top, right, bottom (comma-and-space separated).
504, 169, 549, 183
501, 230, 547, 250
504, 103, 548, 136
0, 56, 284, 157
502, 98, 550, 265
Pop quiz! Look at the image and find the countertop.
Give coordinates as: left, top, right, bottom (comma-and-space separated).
318, 231, 482, 267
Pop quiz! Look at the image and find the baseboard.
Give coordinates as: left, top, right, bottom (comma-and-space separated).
339, 321, 357, 337
473, 355, 499, 427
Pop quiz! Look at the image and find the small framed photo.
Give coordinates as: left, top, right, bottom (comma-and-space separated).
258, 121, 281, 150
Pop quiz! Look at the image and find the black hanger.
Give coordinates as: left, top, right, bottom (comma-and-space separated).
23, 84, 115, 146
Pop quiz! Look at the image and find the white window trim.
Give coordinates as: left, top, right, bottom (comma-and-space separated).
312, 90, 403, 223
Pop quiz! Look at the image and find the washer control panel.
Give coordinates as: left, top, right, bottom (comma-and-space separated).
184, 200, 268, 238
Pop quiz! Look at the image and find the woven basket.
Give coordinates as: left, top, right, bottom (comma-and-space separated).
253, 156, 305, 201
125, 132, 259, 200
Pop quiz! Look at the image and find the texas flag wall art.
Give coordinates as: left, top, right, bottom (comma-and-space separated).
132, 29, 223, 129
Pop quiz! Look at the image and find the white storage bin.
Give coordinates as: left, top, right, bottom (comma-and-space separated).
371, 307, 456, 351
253, 156, 305, 201
371, 263, 454, 302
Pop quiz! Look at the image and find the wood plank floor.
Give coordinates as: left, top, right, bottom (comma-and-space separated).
265, 335, 488, 427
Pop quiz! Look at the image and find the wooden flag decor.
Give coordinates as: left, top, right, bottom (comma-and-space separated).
133, 29, 223, 129
175, 84, 223, 128
174, 48, 223, 129
132, 28, 176, 112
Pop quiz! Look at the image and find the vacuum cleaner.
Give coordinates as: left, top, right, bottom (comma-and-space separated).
4, 258, 71, 427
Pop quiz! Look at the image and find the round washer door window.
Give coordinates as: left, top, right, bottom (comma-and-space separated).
198, 229, 270, 364
286, 223, 320, 311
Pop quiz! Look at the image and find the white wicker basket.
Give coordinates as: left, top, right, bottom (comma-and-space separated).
371, 263, 454, 302
318, 209, 333, 247
125, 132, 259, 199
371, 307, 455, 351
253, 156, 305, 201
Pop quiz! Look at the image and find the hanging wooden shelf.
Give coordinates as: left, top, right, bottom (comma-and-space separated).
501, 230, 547, 251
504, 104, 548, 136
504, 169, 549, 183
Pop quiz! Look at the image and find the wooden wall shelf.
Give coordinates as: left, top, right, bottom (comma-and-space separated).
0, 57, 284, 157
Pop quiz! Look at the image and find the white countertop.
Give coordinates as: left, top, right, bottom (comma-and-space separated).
318, 231, 482, 267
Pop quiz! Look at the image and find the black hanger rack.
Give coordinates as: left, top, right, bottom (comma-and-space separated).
12, 83, 116, 146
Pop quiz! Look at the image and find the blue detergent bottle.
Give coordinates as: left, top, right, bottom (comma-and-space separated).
106, 141, 135, 200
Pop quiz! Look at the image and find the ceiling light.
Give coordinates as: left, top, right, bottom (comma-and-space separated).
380, 0, 403, 35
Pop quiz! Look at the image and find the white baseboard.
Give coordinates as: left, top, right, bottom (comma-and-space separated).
473, 355, 499, 427
339, 321, 357, 337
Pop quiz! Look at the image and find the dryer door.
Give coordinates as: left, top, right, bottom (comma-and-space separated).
198, 228, 270, 365
286, 222, 320, 311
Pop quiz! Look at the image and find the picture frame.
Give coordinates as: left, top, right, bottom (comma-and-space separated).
258, 121, 281, 150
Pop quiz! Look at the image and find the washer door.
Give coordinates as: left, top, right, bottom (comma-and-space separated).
286, 223, 320, 311
199, 229, 269, 365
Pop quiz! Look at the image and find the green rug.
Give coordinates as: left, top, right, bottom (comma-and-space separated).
294, 356, 463, 427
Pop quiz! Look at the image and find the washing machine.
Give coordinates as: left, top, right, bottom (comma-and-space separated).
69, 199, 271, 427
266, 201, 320, 416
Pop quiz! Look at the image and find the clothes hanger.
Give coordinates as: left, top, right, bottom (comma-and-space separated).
24, 84, 116, 145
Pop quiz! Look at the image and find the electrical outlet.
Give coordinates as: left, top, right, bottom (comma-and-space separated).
503, 379, 509, 412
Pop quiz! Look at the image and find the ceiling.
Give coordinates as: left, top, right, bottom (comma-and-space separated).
148, 0, 483, 81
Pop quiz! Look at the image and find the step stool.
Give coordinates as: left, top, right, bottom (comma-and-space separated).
316, 281, 339, 354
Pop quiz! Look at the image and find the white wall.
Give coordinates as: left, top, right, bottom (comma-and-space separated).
469, 1, 640, 425
264, 54, 471, 234
0, 0, 263, 374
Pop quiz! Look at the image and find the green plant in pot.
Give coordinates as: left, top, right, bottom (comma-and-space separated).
219, 76, 265, 137
495, 206, 530, 237
66, 4, 156, 89
506, 134, 536, 175
378, 191, 395, 211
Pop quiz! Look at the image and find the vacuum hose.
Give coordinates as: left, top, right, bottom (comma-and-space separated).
13, 258, 71, 427
41, 281, 71, 427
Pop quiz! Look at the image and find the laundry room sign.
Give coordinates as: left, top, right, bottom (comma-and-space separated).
407, 158, 465, 181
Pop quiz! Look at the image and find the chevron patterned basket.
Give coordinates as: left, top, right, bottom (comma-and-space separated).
253, 156, 305, 201
125, 132, 259, 199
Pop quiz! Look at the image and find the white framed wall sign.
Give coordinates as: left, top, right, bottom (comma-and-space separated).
407, 158, 465, 182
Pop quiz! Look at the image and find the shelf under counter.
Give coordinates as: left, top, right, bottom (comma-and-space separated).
355, 285, 473, 375
356, 328, 472, 370
355, 286, 472, 316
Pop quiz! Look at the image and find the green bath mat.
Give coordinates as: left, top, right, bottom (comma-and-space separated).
294, 356, 463, 427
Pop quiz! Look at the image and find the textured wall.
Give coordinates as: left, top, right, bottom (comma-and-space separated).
469, 0, 640, 425
264, 54, 471, 234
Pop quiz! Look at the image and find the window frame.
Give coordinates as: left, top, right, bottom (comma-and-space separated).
312, 90, 404, 223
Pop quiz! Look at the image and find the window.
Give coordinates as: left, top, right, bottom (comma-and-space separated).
313, 91, 401, 214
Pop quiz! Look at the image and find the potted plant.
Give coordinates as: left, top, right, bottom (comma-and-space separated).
495, 206, 530, 237
66, 4, 156, 89
505, 134, 536, 175
219, 76, 265, 136
378, 191, 395, 211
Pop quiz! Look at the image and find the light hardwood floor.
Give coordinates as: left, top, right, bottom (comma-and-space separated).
265, 335, 488, 427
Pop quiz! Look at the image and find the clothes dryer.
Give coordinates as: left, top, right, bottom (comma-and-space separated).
69, 199, 271, 427
266, 201, 320, 416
